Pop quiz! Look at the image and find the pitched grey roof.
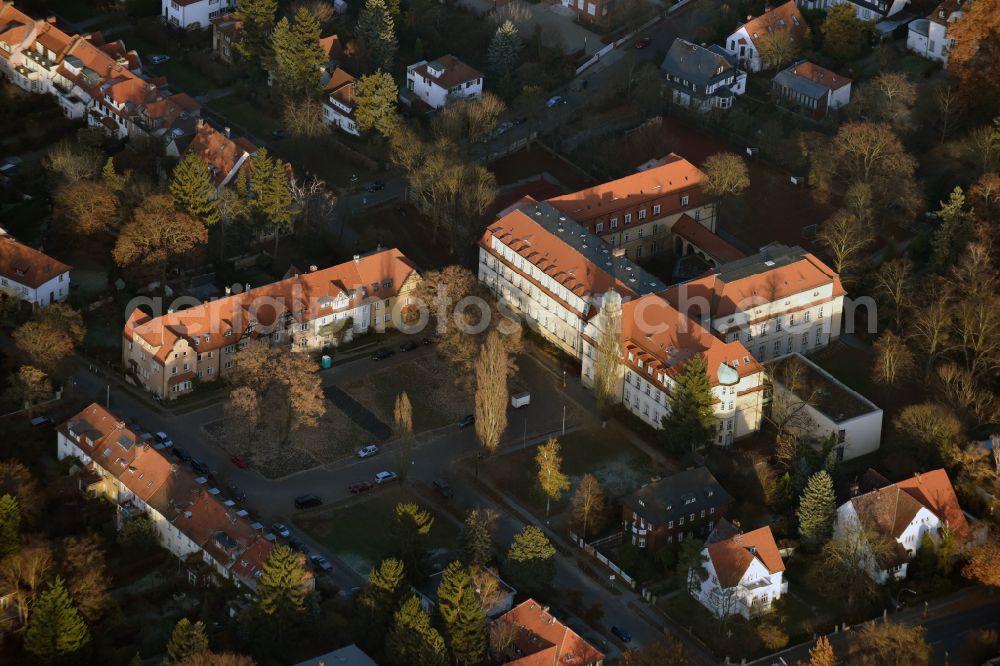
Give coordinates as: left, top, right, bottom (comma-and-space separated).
661, 38, 733, 87
772, 69, 830, 100
622, 466, 732, 527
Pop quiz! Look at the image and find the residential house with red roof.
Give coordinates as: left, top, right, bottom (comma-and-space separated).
405, 54, 483, 109
835, 468, 970, 583
907, 0, 963, 63
771, 60, 852, 119
162, 0, 236, 29
723, 1, 808, 73
0, 3, 200, 139
166, 118, 257, 190
323, 67, 359, 136
493, 599, 604, 665
694, 520, 786, 618
56, 403, 309, 592
0, 234, 71, 307
123, 248, 420, 399
821, 0, 909, 21
210, 14, 242, 64
545, 154, 740, 265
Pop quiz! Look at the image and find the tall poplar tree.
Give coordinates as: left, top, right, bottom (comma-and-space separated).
170, 152, 219, 227
0, 494, 20, 557
535, 438, 569, 518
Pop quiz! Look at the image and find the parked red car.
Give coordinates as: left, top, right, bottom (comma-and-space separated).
349, 481, 373, 495
634, 37, 652, 49
231, 454, 250, 469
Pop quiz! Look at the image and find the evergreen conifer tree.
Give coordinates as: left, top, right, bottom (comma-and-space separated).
488, 21, 522, 79
796, 471, 837, 549
256, 544, 308, 644
24, 577, 91, 663
271, 8, 325, 96
386, 595, 448, 666
170, 152, 219, 227
0, 494, 20, 557
164, 618, 209, 665
435, 560, 469, 629
234, 0, 278, 65
505, 525, 556, 594
356, 0, 397, 72
660, 354, 716, 452
449, 586, 487, 665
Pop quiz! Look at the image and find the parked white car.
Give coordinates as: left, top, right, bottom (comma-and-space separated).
357, 444, 380, 458
375, 471, 397, 484
154, 432, 173, 449
511, 391, 531, 408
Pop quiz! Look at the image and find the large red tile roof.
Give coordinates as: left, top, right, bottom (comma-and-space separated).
738, 0, 807, 46
0, 236, 71, 288
856, 468, 970, 541
411, 54, 483, 89
124, 248, 418, 364
498, 599, 604, 666
546, 154, 708, 228
671, 214, 745, 263
707, 525, 784, 588
786, 61, 851, 91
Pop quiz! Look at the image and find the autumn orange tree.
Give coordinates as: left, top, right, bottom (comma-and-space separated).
962, 537, 1000, 588
113, 194, 207, 293
948, 0, 1000, 117
54, 180, 119, 236
11, 304, 85, 375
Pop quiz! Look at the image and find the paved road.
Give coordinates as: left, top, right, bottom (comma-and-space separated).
752, 586, 1000, 666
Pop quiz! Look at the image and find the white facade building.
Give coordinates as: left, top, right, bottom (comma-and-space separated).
695, 523, 786, 619
724, 1, 808, 73
162, 0, 236, 29
405, 55, 483, 109
766, 353, 883, 461
907, 0, 963, 63
834, 469, 971, 583
0, 235, 71, 307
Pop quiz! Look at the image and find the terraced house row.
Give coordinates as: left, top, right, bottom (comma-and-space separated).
0, 2, 199, 139
479, 174, 846, 445
123, 248, 420, 399
57, 403, 312, 592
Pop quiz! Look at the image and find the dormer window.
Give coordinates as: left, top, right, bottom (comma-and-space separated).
681, 195, 689, 206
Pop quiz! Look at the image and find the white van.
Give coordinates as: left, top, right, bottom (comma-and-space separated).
511, 391, 531, 409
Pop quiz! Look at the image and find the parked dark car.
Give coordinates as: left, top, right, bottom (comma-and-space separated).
294, 494, 322, 509
227, 484, 246, 502
611, 625, 631, 642
271, 129, 286, 139
191, 459, 211, 476
30, 416, 54, 427
457, 415, 475, 428
349, 481, 373, 494
433, 479, 453, 499
287, 536, 308, 553
174, 447, 192, 462
371, 348, 395, 361
310, 554, 334, 572
399, 341, 418, 352
366, 180, 385, 193
512, 116, 528, 126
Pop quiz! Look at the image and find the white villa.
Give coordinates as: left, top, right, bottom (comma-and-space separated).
694, 521, 787, 619
0, 235, 71, 307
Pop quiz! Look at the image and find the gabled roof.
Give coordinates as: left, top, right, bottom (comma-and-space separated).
706, 525, 784, 588
546, 153, 707, 224
498, 599, 604, 666
852, 469, 970, 540
736, 0, 807, 46
0, 235, 71, 288
185, 120, 256, 187
662, 38, 737, 86
619, 293, 762, 389
774, 60, 851, 100
927, 0, 963, 24
622, 467, 732, 526
661, 243, 845, 320
671, 214, 745, 264
410, 54, 483, 89
124, 248, 419, 363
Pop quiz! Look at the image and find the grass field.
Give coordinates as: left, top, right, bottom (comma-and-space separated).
207, 94, 282, 138
295, 487, 461, 576
485, 426, 661, 516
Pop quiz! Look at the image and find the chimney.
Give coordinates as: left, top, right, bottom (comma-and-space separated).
612, 248, 626, 258
195, 118, 204, 129
850, 481, 860, 497
308, 264, 318, 272
244, 282, 250, 292
747, 14, 753, 21
46, 16, 57, 24
353, 254, 360, 262
225, 286, 231, 295
224, 126, 231, 138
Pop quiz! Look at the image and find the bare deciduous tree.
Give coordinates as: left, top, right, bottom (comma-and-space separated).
816, 210, 874, 277
474, 331, 509, 455
570, 473, 608, 539
593, 292, 622, 416
393, 391, 414, 481
871, 331, 915, 386
872, 258, 913, 331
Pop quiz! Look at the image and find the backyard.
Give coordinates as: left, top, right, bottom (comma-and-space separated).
294, 487, 461, 577
483, 425, 664, 519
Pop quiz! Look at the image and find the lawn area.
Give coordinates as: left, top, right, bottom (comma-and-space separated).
484, 426, 663, 516
658, 593, 765, 660
295, 487, 461, 576
341, 358, 472, 433
207, 94, 282, 138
